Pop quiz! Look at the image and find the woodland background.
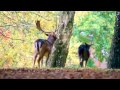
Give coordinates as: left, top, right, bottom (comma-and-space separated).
0, 11, 115, 69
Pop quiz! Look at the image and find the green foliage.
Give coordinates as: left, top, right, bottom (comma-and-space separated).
87, 58, 95, 67
67, 11, 115, 67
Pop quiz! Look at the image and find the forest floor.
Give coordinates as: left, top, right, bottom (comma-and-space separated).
0, 68, 120, 79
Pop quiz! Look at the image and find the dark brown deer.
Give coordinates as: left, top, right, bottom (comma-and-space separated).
78, 43, 93, 68
33, 20, 57, 68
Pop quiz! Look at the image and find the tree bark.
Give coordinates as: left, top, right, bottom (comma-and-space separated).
107, 11, 120, 69
48, 11, 75, 68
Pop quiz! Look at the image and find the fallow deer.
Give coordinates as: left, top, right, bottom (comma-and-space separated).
33, 20, 57, 68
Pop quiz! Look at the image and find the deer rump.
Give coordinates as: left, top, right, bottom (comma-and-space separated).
34, 39, 50, 67
35, 39, 44, 52
78, 45, 90, 60
78, 44, 90, 67
34, 39, 50, 56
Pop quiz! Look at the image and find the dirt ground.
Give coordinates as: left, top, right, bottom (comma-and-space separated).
0, 68, 120, 79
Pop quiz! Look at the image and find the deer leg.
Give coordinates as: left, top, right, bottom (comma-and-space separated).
33, 53, 38, 68
80, 62, 83, 67
38, 51, 45, 68
38, 55, 43, 68
80, 59, 83, 67
41, 58, 43, 68
79, 56, 84, 67
38, 56, 42, 68
85, 59, 88, 68
46, 53, 50, 67
79, 56, 82, 67
79, 57, 82, 62
83, 60, 86, 68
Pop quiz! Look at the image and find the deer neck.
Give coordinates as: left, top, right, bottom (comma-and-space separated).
47, 36, 55, 46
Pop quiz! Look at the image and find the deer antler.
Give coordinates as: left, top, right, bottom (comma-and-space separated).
36, 20, 46, 33
36, 20, 52, 36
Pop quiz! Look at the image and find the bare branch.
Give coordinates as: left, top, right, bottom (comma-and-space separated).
1, 12, 15, 21
32, 12, 52, 21
0, 24, 17, 27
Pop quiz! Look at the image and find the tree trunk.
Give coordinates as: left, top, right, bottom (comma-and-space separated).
107, 11, 120, 69
48, 11, 75, 68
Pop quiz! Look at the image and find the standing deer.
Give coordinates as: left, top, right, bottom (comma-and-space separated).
33, 20, 57, 68
78, 43, 92, 67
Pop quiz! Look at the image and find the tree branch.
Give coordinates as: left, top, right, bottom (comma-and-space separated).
31, 12, 52, 21
0, 31, 24, 42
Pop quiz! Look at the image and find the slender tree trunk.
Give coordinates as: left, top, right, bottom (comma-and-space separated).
48, 11, 75, 68
107, 11, 120, 69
